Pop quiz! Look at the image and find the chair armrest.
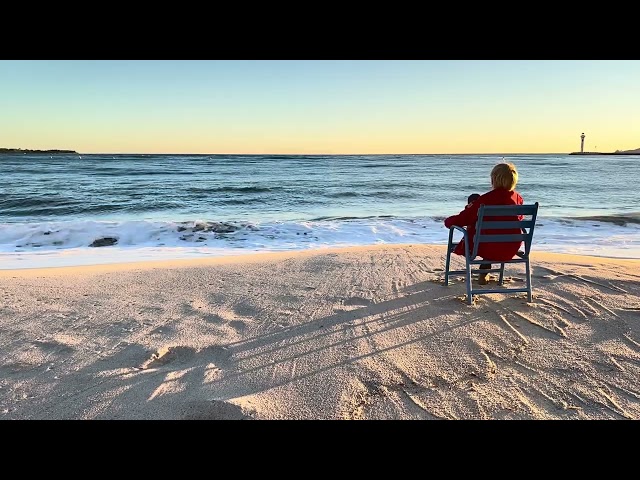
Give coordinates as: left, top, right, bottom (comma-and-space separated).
448, 225, 469, 253
450, 225, 468, 237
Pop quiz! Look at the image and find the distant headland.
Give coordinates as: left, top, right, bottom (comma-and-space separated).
0, 148, 78, 155
570, 133, 640, 155
569, 148, 640, 155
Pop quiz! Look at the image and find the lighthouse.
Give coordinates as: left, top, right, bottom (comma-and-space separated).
580, 133, 585, 153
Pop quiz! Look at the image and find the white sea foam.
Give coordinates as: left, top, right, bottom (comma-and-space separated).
0, 216, 638, 269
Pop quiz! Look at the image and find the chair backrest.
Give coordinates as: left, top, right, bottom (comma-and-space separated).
471, 202, 539, 259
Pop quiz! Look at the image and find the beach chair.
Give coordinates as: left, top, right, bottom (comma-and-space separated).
444, 202, 539, 305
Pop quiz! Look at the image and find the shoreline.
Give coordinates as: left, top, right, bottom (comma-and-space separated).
2, 244, 640, 277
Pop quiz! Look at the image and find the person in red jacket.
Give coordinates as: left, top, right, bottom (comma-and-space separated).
444, 162, 524, 284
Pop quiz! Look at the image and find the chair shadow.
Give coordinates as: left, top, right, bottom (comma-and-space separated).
9, 278, 487, 419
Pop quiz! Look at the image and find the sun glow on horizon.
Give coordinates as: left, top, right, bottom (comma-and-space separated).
1, 60, 639, 155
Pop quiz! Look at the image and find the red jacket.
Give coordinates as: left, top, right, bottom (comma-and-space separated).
444, 188, 524, 261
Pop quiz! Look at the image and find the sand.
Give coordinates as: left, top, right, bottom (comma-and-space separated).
1, 244, 639, 420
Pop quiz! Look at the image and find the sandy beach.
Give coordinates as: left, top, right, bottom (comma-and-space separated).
1, 244, 639, 420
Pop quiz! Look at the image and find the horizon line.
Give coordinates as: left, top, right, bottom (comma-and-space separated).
70, 151, 571, 156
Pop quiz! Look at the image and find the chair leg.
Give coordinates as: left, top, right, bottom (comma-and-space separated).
525, 259, 532, 302
444, 249, 451, 286
466, 261, 473, 305
498, 263, 505, 285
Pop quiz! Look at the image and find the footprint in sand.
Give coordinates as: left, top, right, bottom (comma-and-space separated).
342, 296, 373, 307
213, 307, 254, 330
32, 339, 75, 356
202, 313, 225, 324
139, 346, 196, 370
228, 320, 247, 332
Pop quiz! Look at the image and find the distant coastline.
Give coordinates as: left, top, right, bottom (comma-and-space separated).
0, 148, 78, 155
569, 152, 640, 155
570, 147, 640, 156
1, 147, 637, 156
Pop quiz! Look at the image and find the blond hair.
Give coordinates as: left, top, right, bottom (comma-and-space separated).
491, 162, 518, 191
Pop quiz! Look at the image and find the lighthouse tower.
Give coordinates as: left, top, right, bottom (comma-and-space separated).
580, 133, 585, 153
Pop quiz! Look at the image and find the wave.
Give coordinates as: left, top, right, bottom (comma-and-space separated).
327, 192, 360, 198
0, 201, 186, 217
186, 186, 280, 194
0, 215, 639, 268
564, 213, 640, 226
0, 219, 261, 251
309, 215, 396, 221
217, 198, 267, 206
326, 191, 416, 199
0, 196, 80, 209
360, 163, 402, 168
0, 216, 437, 252
262, 155, 329, 161
91, 171, 200, 177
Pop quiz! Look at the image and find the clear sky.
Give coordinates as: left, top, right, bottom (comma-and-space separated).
1, 60, 638, 154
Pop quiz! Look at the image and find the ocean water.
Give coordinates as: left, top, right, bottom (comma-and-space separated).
1, 153, 638, 269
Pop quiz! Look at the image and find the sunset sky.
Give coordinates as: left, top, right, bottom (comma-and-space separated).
1, 60, 638, 155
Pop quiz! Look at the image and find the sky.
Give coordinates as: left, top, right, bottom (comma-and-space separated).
0, 60, 638, 155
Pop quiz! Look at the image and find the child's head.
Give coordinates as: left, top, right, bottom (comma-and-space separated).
491, 162, 518, 191
467, 193, 480, 205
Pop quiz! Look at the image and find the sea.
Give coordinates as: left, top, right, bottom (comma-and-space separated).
1, 153, 639, 269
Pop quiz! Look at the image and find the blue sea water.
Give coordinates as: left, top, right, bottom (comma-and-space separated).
1, 153, 639, 269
